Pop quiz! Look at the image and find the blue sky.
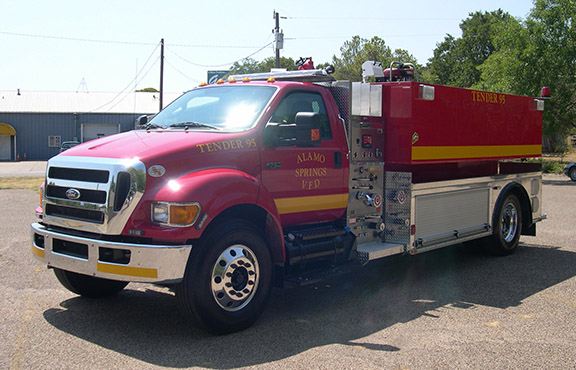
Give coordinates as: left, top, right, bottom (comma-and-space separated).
1, 0, 535, 94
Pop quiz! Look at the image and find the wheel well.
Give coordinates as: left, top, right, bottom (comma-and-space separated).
207, 204, 284, 264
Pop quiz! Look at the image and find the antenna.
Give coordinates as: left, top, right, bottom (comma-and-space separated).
76, 78, 89, 93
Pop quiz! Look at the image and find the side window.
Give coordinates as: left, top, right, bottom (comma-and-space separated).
269, 91, 332, 140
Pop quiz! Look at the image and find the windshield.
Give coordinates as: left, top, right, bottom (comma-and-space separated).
147, 85, 277, 131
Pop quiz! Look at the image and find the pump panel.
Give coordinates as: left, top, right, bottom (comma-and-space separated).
347, 119, 385, 244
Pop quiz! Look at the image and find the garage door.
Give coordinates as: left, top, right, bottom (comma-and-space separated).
0, 135, 10, 160
82, 124, 120, 142
0, 123, 16, 160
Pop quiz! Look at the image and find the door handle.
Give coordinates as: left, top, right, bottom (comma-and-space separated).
334, 152, 342, 169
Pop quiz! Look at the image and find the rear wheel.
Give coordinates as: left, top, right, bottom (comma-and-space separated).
176, 219, 273, 334
485, 193, 522, 256
569, 168, 576, 182
53, 268, 128, 298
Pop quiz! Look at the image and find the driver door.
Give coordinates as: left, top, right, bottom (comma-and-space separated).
261, 89, 348, 226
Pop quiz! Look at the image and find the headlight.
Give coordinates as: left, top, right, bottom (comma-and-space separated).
152, 203, 169, 224
152, 202, 201, 227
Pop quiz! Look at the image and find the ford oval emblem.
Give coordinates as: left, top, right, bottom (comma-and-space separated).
148, 165, 166, 178
65, 188, 81, 200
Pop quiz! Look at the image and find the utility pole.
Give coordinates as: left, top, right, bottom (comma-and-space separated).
160, 38, 164, 111
273, 11, 284, 68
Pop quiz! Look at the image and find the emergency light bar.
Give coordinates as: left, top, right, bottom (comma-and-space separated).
229, 68, 335, 83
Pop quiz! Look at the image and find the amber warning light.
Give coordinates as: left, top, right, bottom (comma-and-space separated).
311, 129, 320, 141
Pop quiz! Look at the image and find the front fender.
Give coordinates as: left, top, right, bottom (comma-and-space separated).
124, 169, 286, 261
157, 168, 260, 222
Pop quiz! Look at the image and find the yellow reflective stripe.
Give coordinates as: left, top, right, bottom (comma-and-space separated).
32, 245, 45, 258
274, 193, 348, 215
97, 262, 158, 279
412, 145, 542, 161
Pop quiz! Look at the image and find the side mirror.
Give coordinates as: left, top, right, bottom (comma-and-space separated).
136, 115, 148, 127
264, 112, 321, 147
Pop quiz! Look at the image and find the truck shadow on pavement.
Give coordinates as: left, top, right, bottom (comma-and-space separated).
43, 243, 576, 368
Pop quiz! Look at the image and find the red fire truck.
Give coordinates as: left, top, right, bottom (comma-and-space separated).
31, 61, 546, 334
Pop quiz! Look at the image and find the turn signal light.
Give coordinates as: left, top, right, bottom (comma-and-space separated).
169, 204, 201, 226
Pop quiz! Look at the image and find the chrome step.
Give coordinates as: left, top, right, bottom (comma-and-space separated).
356, 242, 405, 264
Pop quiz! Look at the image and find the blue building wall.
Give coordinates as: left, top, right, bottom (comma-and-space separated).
0, 112, 142, 160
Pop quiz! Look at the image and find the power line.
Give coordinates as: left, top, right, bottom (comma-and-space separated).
165, 60, 201, 84
0, 30, 273, 49
285, 16, 460, 21
167, 42, 273, 68
87, 43, 161, 113
287, 34, 447, 40
0, 30, 157, 45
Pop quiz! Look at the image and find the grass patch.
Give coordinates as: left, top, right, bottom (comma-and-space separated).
542, 160, 565, 174
0, 177, 44, 191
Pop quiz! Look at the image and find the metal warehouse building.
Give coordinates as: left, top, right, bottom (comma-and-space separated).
0, 90, 180, 161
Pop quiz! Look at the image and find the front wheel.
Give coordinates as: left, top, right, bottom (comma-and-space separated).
486, 193, 522, 256
53, 268, 128, 298
176, 219, 273, 334
569, 168, 576, 182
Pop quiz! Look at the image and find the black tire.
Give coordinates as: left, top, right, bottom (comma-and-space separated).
53, 268, 128, 298
176, 219, 273, 334
569, 168, 576, 182
485, 193, 522, 256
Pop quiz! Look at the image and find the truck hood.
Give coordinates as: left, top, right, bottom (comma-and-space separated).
60, 129, 248, 163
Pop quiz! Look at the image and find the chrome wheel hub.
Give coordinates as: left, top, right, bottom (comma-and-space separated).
501, 203, 518, 243
211, 245, 259, 312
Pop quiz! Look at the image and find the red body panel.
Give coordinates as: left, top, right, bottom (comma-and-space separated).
353, 82, 543, 182
374, 82, 542, 165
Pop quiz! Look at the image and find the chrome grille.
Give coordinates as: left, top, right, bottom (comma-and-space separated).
46, 185, 107, 203
48, 167, 109, 183
43, 156, 146, 235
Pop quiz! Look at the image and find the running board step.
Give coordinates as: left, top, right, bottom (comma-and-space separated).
283, 268, 350, 287
288, 227, 347, 241
356, 242, 405, 264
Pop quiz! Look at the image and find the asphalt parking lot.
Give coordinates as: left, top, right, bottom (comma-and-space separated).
2, 173, 576, 369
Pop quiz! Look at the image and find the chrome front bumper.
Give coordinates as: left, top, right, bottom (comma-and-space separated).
31, 222, 192, 283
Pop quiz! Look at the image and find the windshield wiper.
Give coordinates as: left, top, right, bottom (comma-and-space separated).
141, 123, 164, 130
170, 122, 220, 130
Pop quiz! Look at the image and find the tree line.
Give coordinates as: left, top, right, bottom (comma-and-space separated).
229, 0, 575, 153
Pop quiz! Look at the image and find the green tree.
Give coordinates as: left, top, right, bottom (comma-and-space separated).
136, 87, 159, 92
229, 58, 260, 75
229, 56, 297, 75
258, 56, 297, 72
331, 36, 419, 81
428, 10, 515, 88
476, 0, 576, 152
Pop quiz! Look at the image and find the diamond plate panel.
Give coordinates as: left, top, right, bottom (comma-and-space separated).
383, 172, 412, 244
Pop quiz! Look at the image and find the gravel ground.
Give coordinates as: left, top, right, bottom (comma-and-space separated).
2, 174, 575, 369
